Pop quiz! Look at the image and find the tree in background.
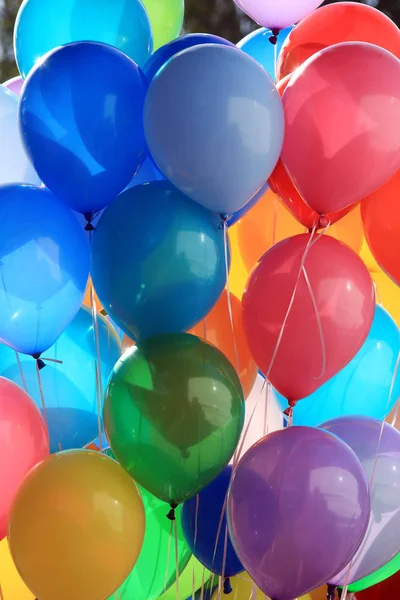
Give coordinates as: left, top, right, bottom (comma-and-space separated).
0, 0, 399, 80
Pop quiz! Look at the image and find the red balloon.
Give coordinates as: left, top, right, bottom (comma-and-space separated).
242, 234, 375, 402
277, 2, 400, 81
357, 569, 400, 600
281, 42, 400, 215
0, 377, 49, 539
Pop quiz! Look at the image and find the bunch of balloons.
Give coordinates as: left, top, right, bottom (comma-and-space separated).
0, 0, 400, 599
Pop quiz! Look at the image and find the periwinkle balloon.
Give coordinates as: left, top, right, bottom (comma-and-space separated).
182, 466, 243, 578
233, 0, 323, 30
228, 427, 371, 600
144, 44, 284, 216
237, 26, 293, 79
14, 0, 153, 77
322, 417, 400, 586
0, 307, 120, 453
19, 41, 147, 215
91, 181, 228, 341
143, 33, 235, 82
0, 184, 89, 356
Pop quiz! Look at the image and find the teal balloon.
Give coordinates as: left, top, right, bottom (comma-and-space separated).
237, 27, 293, 79
275, 305, 400, 426
15, 0, 153, 77
91, 181, 228, 341
0, 307, 120, 452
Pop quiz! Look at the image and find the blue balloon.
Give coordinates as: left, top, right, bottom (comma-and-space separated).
91, 181, 227, 341
274, 305, 400, 426
19, 41, 148, 215
15, 0, 153, 78
144, 44, 284, 215
143, 33, 235, 82
182, 466, 243, 578
237, 26, 293, 80
0, 184, 89, 356
0, 307, 120, 452
227, 182, 269, 226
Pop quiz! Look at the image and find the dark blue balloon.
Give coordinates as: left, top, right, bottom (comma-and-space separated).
227, 182, 269, 226
19, 41, 148, 215
143, 33, 235, 82
182, 466, 244, 578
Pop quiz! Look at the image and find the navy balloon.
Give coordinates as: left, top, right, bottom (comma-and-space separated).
91, 181, 227, 341
0, 307, 120, 452
0, 184, 89, 355
182, 466, 243, 581
238, 27, 293, 79
143, 33, 235, 82
19, 41, 147, 215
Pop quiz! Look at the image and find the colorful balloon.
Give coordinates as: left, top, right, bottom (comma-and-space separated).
144, 44, 284, 215
9, 451, 145, 600
362, 169, 400, 287
322, 418, 400, 586
355, 566, 400, 599
0, 185, 89, 356
281, 42, 400, 215
182, 466, 243, 579
2, 76, 23, 96
0, 378, 49, 540
15, 0, 152, 77
0, 307, 120, 452
144, 33, 234, 82
0, 85, 40, 186
275, 305, 400, 426
233, 0, 323, 30
0, 538, 34, 600
277, 2, 400, 80
91, 181, 227, 341
190, 290, 257, 398
238, 26, 293, 79
19, 42, 147, 215
347, 553, 400, 594
104, 333, 244, 504
242, 234, 375, 402
141, 0, 183, 50
228, 427, 370, 600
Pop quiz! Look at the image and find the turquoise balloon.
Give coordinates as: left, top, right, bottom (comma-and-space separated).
237, 27, 293, 79
15, 0, 153, 77
275, 305, 400, 426
0, 307, 120, 452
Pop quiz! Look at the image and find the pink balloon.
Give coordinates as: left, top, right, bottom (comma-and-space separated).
233, 0, 323, 31
0, 377, 49, 539
242, 234, 375, 402
2, 76, 23, 97
281, 42, 400, 215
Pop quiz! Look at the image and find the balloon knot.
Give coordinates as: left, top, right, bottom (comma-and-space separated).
219, 215, 229, 229
326, 584, 337, 600
283, 398, 297, 417
100, 308, 108, 317
167, 503, 178, 521
84, 212, 95, 231
223, 577, 233, 594
269, 28, 280, 45
318, 214, 329, 229
84, 222, 95, 231
36, 358, 46, 370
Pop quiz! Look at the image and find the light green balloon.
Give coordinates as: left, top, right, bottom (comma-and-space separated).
347, 553, 400, 593
159, 556, 212, 600
141, 0, 184, 50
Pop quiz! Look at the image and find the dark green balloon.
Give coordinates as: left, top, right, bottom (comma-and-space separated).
104, 333, 244, 504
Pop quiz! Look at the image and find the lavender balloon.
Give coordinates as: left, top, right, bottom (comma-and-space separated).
2, 76, 23, 96
233, 0, 323, 30
227, 427, 370, 600
321, 417, 400, 586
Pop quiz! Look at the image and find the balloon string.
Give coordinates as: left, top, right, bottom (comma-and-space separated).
174, 519, 180, 600
223, 220, 240, 375
0, 583, 4, 600
15, 351, 28, 393
163, 518, 174, 597
90, 279, 103, 452
36, 359, 48, 429
190, 493, 200, 600
302, 266, 326, 380
263, 382, 270, 437
41, 357, 63, 364
219, 525, 229, 599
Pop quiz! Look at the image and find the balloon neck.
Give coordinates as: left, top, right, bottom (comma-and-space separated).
223, 577, 233, 594
166, 503, 178, 521
219, 215, 229, 229
32, 353, 46, 370
269, 28, 280, 45
84, 212, 95, 232
283, 398, 297, 417
326, 584, 337, 600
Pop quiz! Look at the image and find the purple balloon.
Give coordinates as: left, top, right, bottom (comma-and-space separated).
321, 417, 400, 586
227, 427, 370, 600
2, 76, 23, 96
233, 0, 323, 30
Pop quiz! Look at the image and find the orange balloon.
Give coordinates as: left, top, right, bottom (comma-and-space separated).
190, 290, 257, 398
8, 451, 145, 600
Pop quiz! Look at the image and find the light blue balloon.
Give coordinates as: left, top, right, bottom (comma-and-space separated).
14, 0, 153, 77
144, 44, 284, 216
0, 307, 121, 452
237, 26, 293, 80
0, 184, 89, 356
91, 180, 228, 341
274, 305, 400, 426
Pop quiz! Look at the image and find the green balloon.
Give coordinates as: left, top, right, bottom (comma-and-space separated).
104, 333, 244, 504
160, 556, 212, 600
347, 553, 400, 593
141, 0, 184, 50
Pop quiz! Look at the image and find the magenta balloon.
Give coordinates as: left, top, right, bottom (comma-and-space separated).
227, 427, 370, 600
321, 417, 400, 586
233, 0, 323, 31
3, 76, 23, 96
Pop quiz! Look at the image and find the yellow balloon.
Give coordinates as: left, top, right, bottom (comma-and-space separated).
228, 223, 250, 300
211, 572, 269, 600
160, 556, 211, 600
0, 538, 34, 600
8, 451, 145, 600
